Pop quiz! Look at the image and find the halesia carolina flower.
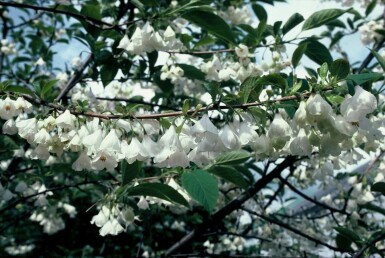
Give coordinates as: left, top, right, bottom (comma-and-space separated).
235, 44, 250, 58
72, 151, 92, 171
341, 86, 377, 122
267, 114, 292, 150
99, 218, 124, 236
306, 94, 332, 121
0, 97, 17, 120
121, 137, 148, 164
219, 124, 240, 150
289, 128, 312, 156
154, 126, 189, 168
55, 110, 76, 129
2, 118, 17, 135
91, 150, 118, 171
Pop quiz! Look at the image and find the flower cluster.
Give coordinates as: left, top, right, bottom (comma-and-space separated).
1, 39, 16, 55
91, 205, 138, 236
359, 19, 384, 45
218, 6, 252, 25
117, 23, 183, 55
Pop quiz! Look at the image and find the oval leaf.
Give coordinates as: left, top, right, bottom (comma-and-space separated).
214, 150, 251, 166
182, 169, 218, 213
292, 43, 308, 68
302, 9, 347, 31
126, 183, 189, 207
208, 165, 250, 189
182, 10, 236, 44
283, 13, 304, 35
330, 59, 350, 81
304, 40, 333, 65
371, 182, 385, 195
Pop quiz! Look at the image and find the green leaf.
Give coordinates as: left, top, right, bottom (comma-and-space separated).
360, 203, 385, 216
239, 76, 262, 104
100, 64, 119, 87
282, 13, 304, 35
41, 80, 58, 99
319, 62, 329, 80
330, 59, 350, 81
334, 227, 362, 246
346, 73, 383, 85
273, 21, 282, 36
365, 0, 377, 16
182, 10, 236, 44
126, 183, 189, 207
371, 182, 385, 195
369, 49, 385, 72
258, 74, 288, 93
303, 40, 333, 65
208, 165, 250, 189
3, 86, 34, 96
0, 135, 19, 151
292, 43, 308, 68
214, 150, 251, 166
255, 20, 267, 46
121, 160, 142, 186
178, 64, 206, 81
182, 169, 218, 213
335, 233, 353, 251
302, 9, 348, 31
252, 4, 267, 21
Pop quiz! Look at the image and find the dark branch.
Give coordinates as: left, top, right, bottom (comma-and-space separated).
278, 175, 350, 216
243, 208, 347, 253
56, 53, 93, 101
0, 1, 123, 31
164, 156, 298, 257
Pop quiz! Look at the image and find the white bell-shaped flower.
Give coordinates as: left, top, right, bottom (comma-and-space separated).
0, 97, 17, 120
91, 206, 110, 227
91, 150, 118, 171
237, 122, 258, 145
267, 114, 292, 150
72, 151, 92, 171
219, 124, 240, 150
34, 128, 52, 145
306, 94, 332, 121
14, 97, 32, 114
341, 86, 377, 122
55, 110, 76, 129
2, 118, 17, 135
293, 101, 307, 128
289, 128, 312, 156
99, 218, 124, 236
121, 137, 148, 164
16, 118, 38, 143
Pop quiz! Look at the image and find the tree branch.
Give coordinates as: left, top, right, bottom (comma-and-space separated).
0, 180, 100, 216
56, 53, 93, 101
352, 231, 385, 258
243, 208, 347, 253
277, 175, 350, 216
0, 1, 123, 31
22, 91, 312, 120
163, 156, 297, 257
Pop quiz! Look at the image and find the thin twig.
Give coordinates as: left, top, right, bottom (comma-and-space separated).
351, 231, 385, 258
56, 53, 93, 101
243, 208, 347, 253
22, 92, 312, 120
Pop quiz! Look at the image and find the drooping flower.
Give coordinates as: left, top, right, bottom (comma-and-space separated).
267, 114, 292, 150
55, 110, 76, 129
0, 97, 17, 120
289, 128, 312, 156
